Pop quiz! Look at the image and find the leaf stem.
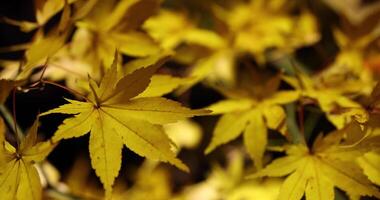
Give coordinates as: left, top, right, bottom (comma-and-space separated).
42, 80, 92, 103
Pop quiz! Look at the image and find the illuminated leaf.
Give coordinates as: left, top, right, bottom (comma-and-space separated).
249, 126, 380, 200
0, 118, 56, 200
357, 152, 380, 185
41, 54, 208, 198
205, 74, 299, 168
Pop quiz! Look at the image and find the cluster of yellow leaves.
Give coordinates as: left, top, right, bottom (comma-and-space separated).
203, 66, 380, 199
219, 0, 319, 61
249, 121, 380, 200
203, 76, 380, 199
1, 0, 191, 92
144, 0, 320, 88
0, 0, 208, 198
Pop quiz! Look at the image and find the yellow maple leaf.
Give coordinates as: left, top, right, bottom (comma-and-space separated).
13, 1, 72, 80
314, 29, 378, 96
2, 0, 79, 32
357, 151, 380, 185
123, 53, 195, 98
248, 122, 380, 200
205, 74, 300, 169
283, 71, 368, 129
40, 54, 208, 198
145, 1, 319, 91
356, 114, 380, 185
144, 9, 232, 90
73, 0, 161, 67
224, 0, 319, 62
0, 117, 56, 200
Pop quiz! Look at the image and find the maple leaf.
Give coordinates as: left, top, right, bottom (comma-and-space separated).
314, 29, 377, 96
205, 74, 300, 169
41, 54, 208, 198
144, 9, 240, 90
356, 113, 380, 185
136, 75, 194, 98
2, 0, 78, 32
177, 50, 236, 93
123, 53, 195, 98
143, 9, 231, 90
7, 1, 73, 80
0, 117, 56, 200
73, 0, 161, 67
248, 122, 380, 200
283, 71, 368, 129
145, 2, 319, 92
357, 151, 380, 185
217, 0, 319, 63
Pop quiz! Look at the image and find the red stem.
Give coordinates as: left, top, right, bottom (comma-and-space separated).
42, 80, 92, 103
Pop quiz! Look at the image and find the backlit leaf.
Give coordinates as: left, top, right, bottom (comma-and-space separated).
249, 125, 380, 200
0, 118, 56, 200
41, 54, 207, 198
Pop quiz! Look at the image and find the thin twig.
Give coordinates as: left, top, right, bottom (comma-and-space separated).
42, 80, 92, 103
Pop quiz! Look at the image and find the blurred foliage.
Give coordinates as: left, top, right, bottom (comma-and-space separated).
0, 0, 380, 199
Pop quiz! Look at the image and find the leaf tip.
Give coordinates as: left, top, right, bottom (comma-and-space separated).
172, 159, 190, 173
193, 109, 212, 116
204, 145, 215, 155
